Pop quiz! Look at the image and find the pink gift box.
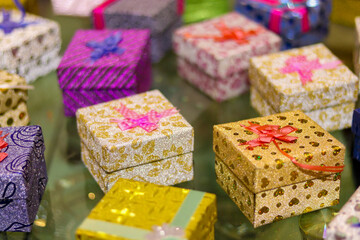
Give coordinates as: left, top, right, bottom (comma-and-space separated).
51, 0, 106, 16
173, 12, 282, 101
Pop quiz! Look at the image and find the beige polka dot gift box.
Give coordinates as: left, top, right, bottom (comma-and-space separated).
0, 7, 61, 83
76, 90, 194, 193
249, 43, 359, 131
0, 71, 30, 127
213, 111, 344, 227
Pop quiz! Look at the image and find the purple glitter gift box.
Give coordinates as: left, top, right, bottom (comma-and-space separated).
0, 125, 47, 232
57, 29, 152, 117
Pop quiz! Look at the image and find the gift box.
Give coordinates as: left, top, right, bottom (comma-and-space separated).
249, 43, 359, 131
51, 0, 106, 16
57, 29, 152, 117
325, 187, 360, 239
331, 0, 360, 27
183, 0, 230, 23
0, 71, 30, 127
173, 12, 282, 101
352, 108, 360, 161
76, 90, 194, 192
214, 110, 344, 227
0, 2, 61, 83
76, 178, 217, 240
0, 125, 47, 232
235, 0, 331, 49
92, 0, 182, 62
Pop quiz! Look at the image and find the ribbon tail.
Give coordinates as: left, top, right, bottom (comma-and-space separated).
0, 153, 7, 162
269, 9, 283, 34
320, 60, 342, 69
13, 0, 26, 20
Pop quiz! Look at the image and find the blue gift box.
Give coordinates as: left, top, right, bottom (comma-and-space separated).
352, 108, 360, 160
235, 0, 331, 49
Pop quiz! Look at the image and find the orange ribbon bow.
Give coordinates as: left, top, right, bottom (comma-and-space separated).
240, 122, 344, 173
0, 131, 9, 162
184, 21, 262, 44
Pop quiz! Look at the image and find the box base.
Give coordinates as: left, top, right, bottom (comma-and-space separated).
177, 57, 249, 102
215, 156, 340, 228
250, 87, 355, 131
81, 142, 194, 193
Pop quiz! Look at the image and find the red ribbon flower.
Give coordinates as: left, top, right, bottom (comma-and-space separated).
0, 131, 9, 162
184, 21, 263, 44
240, 122, 344, 173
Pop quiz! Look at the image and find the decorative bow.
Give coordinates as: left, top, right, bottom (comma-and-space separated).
0, 131, 9, 162
184, 21, 263, 44
110, 104, 178, 132
280, 55, 342, 85
86, 32, 125, 61
240, 122, 344, 172
146, 224, 185, 240
0, 0, 37, 34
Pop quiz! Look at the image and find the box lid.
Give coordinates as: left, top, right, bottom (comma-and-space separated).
250, 43, 359, 113
76, 90, 194, 172
0, 126, 47, 201
0, 71, 28, 114
103, 0, 178, 36
173, 12, 282, 79
76, 178, 217, 240
213, 110, 345, 193
57, 29, 151, 90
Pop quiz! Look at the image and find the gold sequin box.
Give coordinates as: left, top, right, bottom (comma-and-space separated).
249, 43, 358, 131
76, 178, 217, 240
76, 90, 194, 193
0, 71, 29, 127
213, 111, 343, 227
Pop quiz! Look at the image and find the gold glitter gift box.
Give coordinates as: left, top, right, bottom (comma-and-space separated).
249, 43, 359, 131
0, 71, 30, 127
76, 90, 194, 193
213, 111, 344, 227
76, 178, 217, 240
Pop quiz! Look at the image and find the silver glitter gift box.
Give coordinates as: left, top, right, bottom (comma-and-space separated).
76, 90, 194, 193
0, 10, 61, 83
0, 125, 47, 232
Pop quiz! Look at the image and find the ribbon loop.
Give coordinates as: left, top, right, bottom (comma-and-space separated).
240, 122, 344, 173
0, 131, 8, 162
86, 32, 125, 61
111, 104, 178, 132
0, 0, 37, 34
280, 55, 341, 85
185, 21, 262, 44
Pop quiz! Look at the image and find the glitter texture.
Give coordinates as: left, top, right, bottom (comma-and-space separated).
75, 178, 217, 240
0, 71, 29, 127
250, 87, 355, 131
215, 156, 340, 228
81, 142, 193, 193
57, 29, 152, 117
173, 12, 281, 101
213, 110, 345, 193
0, 126, 47, 232
95, 0, 181, 62
249, 44, 358, 126
326, 187, 360, 239
0, 11, 61, 83
77, 90, 194, 190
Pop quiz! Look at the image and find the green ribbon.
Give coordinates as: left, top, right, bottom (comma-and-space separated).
78, 190, 205, 240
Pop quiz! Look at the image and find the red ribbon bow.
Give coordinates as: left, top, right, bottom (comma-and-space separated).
110, 104, 178, 132
240, 122, 344, 173
0, 131, 9, 162
184, 21, 263, 44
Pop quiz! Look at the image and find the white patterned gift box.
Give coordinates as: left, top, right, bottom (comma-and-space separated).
249, 43, 359, 131
51, 0, 105, 16
173, 12, 282, 102
76, 90, 194, 193
0, 10, 61, 83
326, 187, 360, 240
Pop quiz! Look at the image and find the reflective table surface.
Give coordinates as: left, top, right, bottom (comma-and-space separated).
3, 0, 360, 239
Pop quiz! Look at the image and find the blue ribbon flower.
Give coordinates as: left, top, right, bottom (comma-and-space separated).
0, 0, 37, 34
86, 32, 125, 61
